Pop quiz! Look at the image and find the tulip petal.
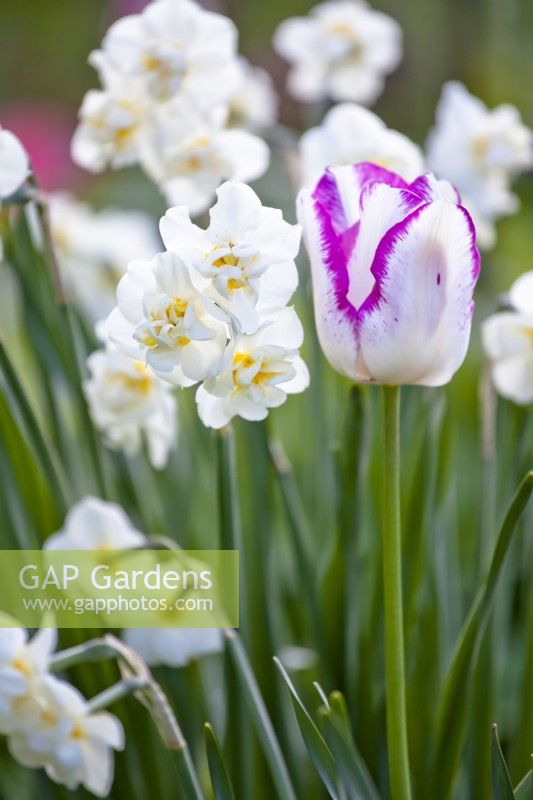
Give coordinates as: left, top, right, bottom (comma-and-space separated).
298, 189, 359, 380
359, 200, 480, 385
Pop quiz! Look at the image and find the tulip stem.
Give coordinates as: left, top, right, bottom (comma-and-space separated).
382, 385, 412, 800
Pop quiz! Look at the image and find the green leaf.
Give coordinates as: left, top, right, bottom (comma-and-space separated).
204, 723, 236, 800
274, 657, 340, 800
491, 725, 516, 800
431, 472, 533, 800
318, 700, 381, 800
515, 769, 532, 800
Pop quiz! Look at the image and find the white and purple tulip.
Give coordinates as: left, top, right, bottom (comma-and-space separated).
298, 163, 481, 386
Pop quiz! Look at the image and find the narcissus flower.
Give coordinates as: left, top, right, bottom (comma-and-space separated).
107, 251, 228, 386
160, 181, 301, 333
9, 676, 124, 797
84, 347, 177, 468
0, 127, 30, 198
123, 628, 223, 667
274, 0, 402, 105
44, 496, 147, 551
91, 0, 240, 108
196, 307, 309, 429
0, 629, 57, 735
298, 164, 480, 385
49, 194, 159, 322
227, 57, 279, 132
71, 85, 149, 172
427, 82, 533, 248
300, 103, 424, 189
142, 103, 269, 215
482, 271, 533, 405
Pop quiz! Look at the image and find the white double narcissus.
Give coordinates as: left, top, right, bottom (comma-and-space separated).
0, 629, 56, 734
71, 82, 148, 173
84, 348, 177, 469
49, 194, 159, 323
482, 272, 533, 405
298, 163, 481, 385
143, 103, 269, 215
123, 628, 223, 667
107, 251, 227, 387
196, 307, 310, 429
44, 496, 147, 551
300, 103, 424, 190
91, 0, 240, 108
160, 182, 301, 334
9, 676, 124, 798
274, 0, 402, 105
0, 127, 30, 199
426, 81, 533, 249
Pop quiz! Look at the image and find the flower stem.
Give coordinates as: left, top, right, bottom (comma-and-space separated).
382, 385, 412, 800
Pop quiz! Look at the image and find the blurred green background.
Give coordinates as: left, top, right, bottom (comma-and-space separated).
0, 2, 532, 800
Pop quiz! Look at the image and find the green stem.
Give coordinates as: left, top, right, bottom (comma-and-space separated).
382, 386, 412, 800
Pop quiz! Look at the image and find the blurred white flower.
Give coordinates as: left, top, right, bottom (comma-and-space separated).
0, 628, 56, 735
0, 127, 30, 199
274, 0, 402, 105
123, 628, 223, 667
84, 347, 177, 468
426, 82, 533, 249
142, 103, 270, 215
44, 496, 147, 551
196, 307, 309, 429
9, 676, 124, 798
71, 86, 149, 172
300, 103, 424, 188
91, 0, 240, 108
160, 181, 301, 334
482, 271, 533, 405
227, 57, 279, 131
49, 194, 159, 322
107, 251, 228, 386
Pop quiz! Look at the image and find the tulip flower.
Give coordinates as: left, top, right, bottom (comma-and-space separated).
298, 163, 480, 386
300, 162, 480, 800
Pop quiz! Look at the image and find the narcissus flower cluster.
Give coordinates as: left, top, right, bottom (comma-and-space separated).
106, 181, 309, 428
0, 628, 124, 797
72, 0, 275, 214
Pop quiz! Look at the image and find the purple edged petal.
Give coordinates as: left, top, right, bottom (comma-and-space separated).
298, 189, 359, 380
312, 163, 409, 234
408, 173, 461, 204
358, 200, 480, 385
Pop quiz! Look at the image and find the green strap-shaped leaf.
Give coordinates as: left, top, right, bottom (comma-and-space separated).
205, 723, 236, 800
491, 725, 516, 800
274, 658, 340, 800
431, 472, 533, 799
514, 769, 532, 800
318, 700, 381, 800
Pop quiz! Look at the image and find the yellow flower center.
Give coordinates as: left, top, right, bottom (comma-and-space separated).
12, 657, 33, 677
